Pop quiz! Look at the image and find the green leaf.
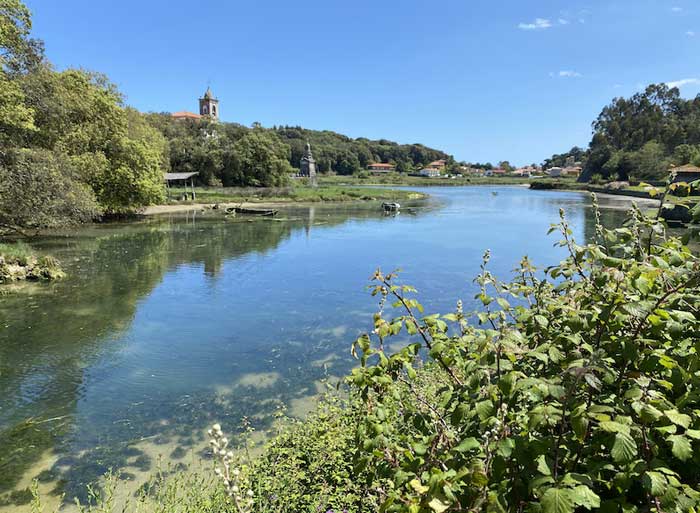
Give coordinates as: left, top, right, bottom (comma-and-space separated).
642, 471, 668, 496
409, 478, 429, 495
428, 498, 450, 513
668, 434, 693, 461
570, 485, 601, 510
541, 487, 574, 513
453, 437, 480, 453
665, 409, 692, 428
611, 432, 637, 463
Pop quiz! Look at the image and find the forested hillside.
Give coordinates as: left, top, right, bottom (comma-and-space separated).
144, 114, 452, 185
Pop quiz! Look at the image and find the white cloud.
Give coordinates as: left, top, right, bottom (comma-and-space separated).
687, 31, 696, 37
666, 78, 700, 88
557, 70, 583, 78
558, 18, 570, 25
518, 18, 552, 30
672, 6, 683, 12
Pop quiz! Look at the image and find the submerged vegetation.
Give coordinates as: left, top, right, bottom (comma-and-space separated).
0, 242, 62, 283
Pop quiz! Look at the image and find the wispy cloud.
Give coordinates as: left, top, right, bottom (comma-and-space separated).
687, 30, 696, 37
672, 6, 683, 12
518, 18, 552, 30
550, 70, 583, 78
558, 18, 570, 25
666, 78, 700, 88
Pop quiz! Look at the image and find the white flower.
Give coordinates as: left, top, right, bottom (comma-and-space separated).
231, 485, 239, 493
246, 489, 254, 498
214, 468, 222, 476
232, 468, 240, 476
212, 423, 222, 432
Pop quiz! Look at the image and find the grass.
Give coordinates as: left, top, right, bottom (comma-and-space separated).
0, 241, 34, 264
165, 183, 427, 205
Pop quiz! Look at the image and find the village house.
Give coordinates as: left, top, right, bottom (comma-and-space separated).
367, 163, 396, 173
419, 168, 441, 177
485, 168, 507, 177
546, 166, 563, 177
425, 159, 448, 171
513, 166, 537, 177
561, 166, 582, 178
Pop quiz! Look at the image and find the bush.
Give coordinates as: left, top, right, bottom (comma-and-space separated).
349, 196, 700, 513
0, 148, 100, 237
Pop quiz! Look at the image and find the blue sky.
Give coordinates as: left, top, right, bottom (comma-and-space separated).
24, 0, 700, 165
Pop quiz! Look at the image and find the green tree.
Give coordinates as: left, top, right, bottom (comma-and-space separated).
221, 130, 293, 187
0, 148, 99, 236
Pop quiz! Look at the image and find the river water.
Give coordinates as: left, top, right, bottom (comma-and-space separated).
0, 186, 635, 508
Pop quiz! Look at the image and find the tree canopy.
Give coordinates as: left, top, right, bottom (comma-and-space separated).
560, 84, 700, 182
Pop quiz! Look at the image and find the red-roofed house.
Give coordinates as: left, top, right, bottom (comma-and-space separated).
367, 163, 396, 173
171, 111, 203, 121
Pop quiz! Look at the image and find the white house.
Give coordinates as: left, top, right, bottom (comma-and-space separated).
419, 168, 441, 177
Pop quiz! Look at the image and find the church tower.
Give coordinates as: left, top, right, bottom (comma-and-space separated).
199, 87, 219, 120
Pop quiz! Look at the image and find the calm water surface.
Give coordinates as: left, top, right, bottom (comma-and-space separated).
0, 186, 632, 506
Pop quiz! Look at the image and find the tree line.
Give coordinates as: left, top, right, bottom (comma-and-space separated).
543, 84, 700, 182
143, 115, 452, 186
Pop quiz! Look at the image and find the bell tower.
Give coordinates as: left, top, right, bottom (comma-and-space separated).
199, 87, 219, 120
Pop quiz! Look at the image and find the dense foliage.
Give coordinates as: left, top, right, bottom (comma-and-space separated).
349, 199, 700, 512
0, 0, 167, 233
0, 148, 98, 236
568, 84, 700, 182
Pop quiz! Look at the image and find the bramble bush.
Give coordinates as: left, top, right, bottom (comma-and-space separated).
349, 196, 700, 513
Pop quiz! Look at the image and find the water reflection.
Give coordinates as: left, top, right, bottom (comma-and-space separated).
0, 188, 633, 507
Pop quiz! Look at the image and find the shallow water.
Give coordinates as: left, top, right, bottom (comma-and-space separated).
0, 186, 631, 507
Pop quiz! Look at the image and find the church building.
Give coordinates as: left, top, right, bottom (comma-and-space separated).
171, 87, 220, 121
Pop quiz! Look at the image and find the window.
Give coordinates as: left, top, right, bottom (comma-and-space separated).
202, 105, 208, 114
212, 105, 217, 116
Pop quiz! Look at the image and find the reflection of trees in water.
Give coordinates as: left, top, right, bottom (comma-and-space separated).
0, 209, 387, 504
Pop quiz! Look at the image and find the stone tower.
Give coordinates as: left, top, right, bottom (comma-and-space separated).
199, 87, 219, 120
299, 142, 317, 181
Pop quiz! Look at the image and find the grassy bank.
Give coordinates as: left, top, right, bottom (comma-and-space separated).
165, 184, 427, 205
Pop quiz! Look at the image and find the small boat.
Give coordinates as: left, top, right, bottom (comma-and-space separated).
382, 202, 401, 212
226, 206, 278, 217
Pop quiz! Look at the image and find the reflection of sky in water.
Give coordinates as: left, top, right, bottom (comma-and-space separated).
0, 186, 631, 505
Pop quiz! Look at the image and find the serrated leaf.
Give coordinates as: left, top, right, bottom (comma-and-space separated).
668, 434, 693, 461
611, 431, 637, 463
665, 409, 692, 428
541, 487, 574, 513
643, 471, 668, 496
570, 485, 600, 510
